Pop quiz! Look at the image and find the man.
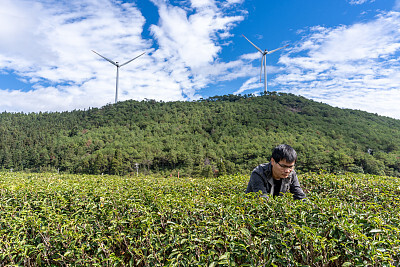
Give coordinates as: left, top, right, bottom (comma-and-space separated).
246, 144, 306, 200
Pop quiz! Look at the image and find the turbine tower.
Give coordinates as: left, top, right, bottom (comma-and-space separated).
242, 35, 288, 93
92, 50, 145, 103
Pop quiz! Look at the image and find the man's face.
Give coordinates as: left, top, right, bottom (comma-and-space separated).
271, 158, 295, 180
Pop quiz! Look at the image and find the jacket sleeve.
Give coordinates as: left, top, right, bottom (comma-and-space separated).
289, 172, 306, 200
245, 171, 269, 198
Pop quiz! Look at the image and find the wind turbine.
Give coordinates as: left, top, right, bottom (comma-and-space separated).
242, 35, 288, 93
92, 50, 145, 103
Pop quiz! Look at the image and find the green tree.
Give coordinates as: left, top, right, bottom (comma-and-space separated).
217, 159, 227, 176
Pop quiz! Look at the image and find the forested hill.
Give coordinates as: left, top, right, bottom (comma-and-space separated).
1, 92, 399, 177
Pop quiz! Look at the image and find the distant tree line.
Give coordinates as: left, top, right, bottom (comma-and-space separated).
0, 92, 399, 177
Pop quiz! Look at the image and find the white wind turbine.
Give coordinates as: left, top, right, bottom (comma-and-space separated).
242, 35, 288, 93
92, 50, 145, 103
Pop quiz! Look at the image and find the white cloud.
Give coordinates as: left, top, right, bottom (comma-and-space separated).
234, 77, 262, 94
348, 0, 375, 5
0, 0, 151, 111
149, 0, 243, 71
274, 11, 400, 119
0, 0, 245, 112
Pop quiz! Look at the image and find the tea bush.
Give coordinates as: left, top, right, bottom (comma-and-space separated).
0, 172, 399, 266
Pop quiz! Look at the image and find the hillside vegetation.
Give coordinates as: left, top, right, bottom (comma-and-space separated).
0, 172, 399, 265
0, 92, 399, 176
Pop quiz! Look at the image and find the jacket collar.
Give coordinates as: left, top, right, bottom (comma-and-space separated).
263, 162, 274, 186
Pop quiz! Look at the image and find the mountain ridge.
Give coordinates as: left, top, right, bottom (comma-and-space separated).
1, 92, 399, 177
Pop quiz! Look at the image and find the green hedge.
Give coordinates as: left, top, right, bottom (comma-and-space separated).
0, 172, 399, 266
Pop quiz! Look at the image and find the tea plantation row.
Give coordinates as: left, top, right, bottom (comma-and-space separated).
0, 172, 399, 266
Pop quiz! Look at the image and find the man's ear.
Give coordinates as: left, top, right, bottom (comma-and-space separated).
271, 158, 275, 164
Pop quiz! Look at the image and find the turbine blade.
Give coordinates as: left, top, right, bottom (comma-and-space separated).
267, 44, 289, 54
119, 52, 146, 67
92, 50, 118, 66
242, 34, 264, 54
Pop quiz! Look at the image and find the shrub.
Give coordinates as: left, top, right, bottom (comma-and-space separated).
0, 172, 399, 266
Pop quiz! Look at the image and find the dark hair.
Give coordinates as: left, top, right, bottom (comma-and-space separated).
271, 144, 297, 163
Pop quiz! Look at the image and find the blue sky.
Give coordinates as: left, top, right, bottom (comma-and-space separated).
1, 0, 400, 119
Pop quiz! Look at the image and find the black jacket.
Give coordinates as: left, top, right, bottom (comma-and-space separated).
245, 162, 306, 200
